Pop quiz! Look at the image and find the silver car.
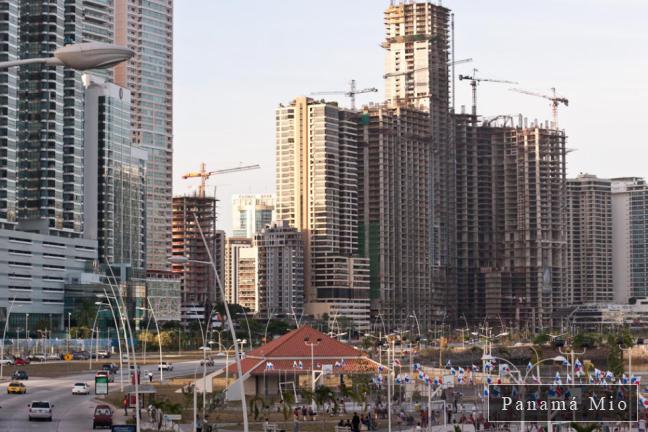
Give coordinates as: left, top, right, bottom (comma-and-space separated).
28, 401, 53, 421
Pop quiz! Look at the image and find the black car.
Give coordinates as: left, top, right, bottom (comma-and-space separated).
12, 370, 28, 380
72, 351, 90, 360
101, 363, 118, 374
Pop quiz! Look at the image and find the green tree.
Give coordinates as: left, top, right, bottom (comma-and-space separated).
607, 344, 624, 377
570, 423, 599, 432
533, 333, 550, 345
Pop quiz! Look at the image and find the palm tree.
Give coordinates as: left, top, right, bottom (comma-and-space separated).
570, 423, 599, 432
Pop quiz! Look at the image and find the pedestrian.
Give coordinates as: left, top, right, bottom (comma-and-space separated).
301, 405, 307, 421
122, 395, 128, 416
195, 415, 202, 432
415, 422, 422, 432
352, 412, 360, 432
148, 371, 153, 383
293, 417, 300, 432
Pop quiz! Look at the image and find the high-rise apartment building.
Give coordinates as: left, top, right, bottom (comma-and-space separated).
276, 97, 370, 329
171, 196, 223, 307
115, 0, 173, 271
567, 174, 613, 305
359, 105, 437, 330
82, 74, 147, 269
236, 246, 258, 312
231, 194, 274, 238
224, 237, 253, 305
383, 1, 456, 320
611, 177, 648, 304
0, 0, 18, 226
454, 114, 568, 330
255, 221, 304, 319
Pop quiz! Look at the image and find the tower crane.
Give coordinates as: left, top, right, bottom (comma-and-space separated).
509, 87, 569, 130
182, 163, 261, 198
458, 69, 518, 116
382, 58, 473, 79
311, 79, 378, 110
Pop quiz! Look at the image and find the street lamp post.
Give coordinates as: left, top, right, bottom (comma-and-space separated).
304, 336, 321, 413
0, 42, 133, 70
1, 298, 22, 378
95, 298, 125, 391
137, 298, 164, 383
67, 312, 72, 353
104, 262, 141, 432
169, 210, 250, 432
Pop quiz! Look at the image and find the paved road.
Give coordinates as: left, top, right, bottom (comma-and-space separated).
0, 359, 223, 431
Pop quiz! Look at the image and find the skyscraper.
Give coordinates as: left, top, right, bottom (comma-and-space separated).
115, 0, 173, 271
231, 194, 274, 238
359, 105, 437, 330
611, 177, 648, 303
0, 0, 18, 226
255, 221, 304, 319
17, 0, 66, 231
383, 1, 456, 321
82, 74, 147, 269
276, 97, 370, 329
567, 174, 613, 305
454, 114, 568, 330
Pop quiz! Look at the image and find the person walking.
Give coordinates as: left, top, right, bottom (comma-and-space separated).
122, 396, 128, 416
148, 371, 153, 383
351, 412, 360, 432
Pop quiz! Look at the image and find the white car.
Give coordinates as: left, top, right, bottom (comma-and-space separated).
157, 362, 173, 371
28, 401, 53, 421
0, 358, 14, 365
71, 382, 89, 395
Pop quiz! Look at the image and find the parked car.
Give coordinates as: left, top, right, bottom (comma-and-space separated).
97, 350, 110, 359
72, 383, 90, 395
28, 401, 53, 421
14, 358, 30, 366
92, 404, 113, 429
45, 353, 61, 361
12, 370, 28, 380
72, 351, 90, 360
27, 353, 46, 362
200, 359, 215, 367
0, 357, 14, 365
157, 362, 173, 371
7, 382, 27, 394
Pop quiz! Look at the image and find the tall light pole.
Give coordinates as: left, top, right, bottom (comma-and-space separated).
304, 336, 321, 413
104, 262, 141, 432
67, 312, 72, 352
1, 299, 22, 378
169, 210, 250, 432
95, 297, 125, 391
0, 42, 133, 70
137, 299, 164, 383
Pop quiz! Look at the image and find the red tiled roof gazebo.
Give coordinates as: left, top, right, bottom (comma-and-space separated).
223, 325, 383, 400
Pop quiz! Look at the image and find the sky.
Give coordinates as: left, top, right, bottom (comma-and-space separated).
174, 0, 648, 234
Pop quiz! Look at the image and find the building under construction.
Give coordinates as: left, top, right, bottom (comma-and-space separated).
454, 113, 568, 330
381, 0, 455, 326
359, 104, 437, 331
171, 196, 225, 310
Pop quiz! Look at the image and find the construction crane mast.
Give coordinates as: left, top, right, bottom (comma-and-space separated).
182, 163, 261, 198
458, 69, 518, 116
311, 79, 378, 110
509, 87, 569, 129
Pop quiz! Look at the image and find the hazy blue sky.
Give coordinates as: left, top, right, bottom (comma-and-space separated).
174, 0, 648, 234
